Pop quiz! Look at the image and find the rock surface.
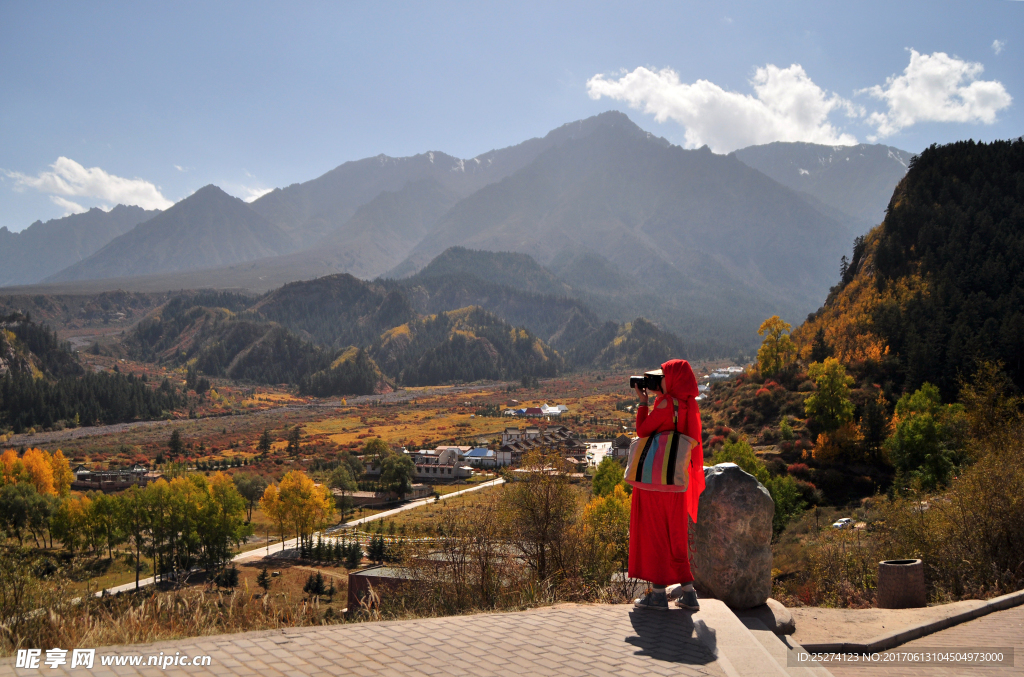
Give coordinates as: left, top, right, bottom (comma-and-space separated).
737, 598, 796, 635
691, 463, 774, 610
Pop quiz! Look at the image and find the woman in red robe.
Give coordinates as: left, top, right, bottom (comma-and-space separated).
630, 358, 705, 611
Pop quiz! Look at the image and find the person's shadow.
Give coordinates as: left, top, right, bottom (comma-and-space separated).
626, 609, 718, 666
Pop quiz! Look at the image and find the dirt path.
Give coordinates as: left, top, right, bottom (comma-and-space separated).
791, 599, 994, 645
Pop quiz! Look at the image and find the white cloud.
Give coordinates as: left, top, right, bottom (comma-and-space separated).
50, 195, 87, 215
242, 187, 273, 203
860, 49, 1012, 139
174, 164, 188, 172
587, 64, 858, 152
3, 157, 173, 210
992, 39, 1005, 55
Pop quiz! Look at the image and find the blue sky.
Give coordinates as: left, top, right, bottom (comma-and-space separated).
1, 0, 1021, 231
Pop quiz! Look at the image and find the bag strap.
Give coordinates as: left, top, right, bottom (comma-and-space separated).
671, 398, 681, 432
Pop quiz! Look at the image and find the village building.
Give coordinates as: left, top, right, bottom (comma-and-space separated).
364, 447, 473, 480
496, 425, 587, 467
612, 434, 633, 459
71, 464, 161, 492
502, 403, 570, 418
334, 484, 432, 507
464, 447, 497, 468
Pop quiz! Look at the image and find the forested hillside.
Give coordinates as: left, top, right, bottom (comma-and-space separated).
371, 306, 562, 385
127, 259, 701, 395
1, 313, 183, 433
794, 138, 1024, 397
128, 286, 566, 394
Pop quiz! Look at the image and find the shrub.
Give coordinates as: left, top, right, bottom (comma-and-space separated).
793, 479, 820, 505
787, 463, 811, 481
765, 458, 787, 476
884, 383, 968, 491
213, 567, 239, 589
764, 475, 806, 536
813, 422, 863, 464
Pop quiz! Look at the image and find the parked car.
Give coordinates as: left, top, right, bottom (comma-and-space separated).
832, 518, 854, 529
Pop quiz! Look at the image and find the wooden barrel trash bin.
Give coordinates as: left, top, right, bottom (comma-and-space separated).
876, 559, 926, 608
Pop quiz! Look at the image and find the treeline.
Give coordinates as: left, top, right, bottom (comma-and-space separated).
54, 474, 252, 584
1, 455, 251, 586
0, 370, 183, 433
0, 449, 335, 588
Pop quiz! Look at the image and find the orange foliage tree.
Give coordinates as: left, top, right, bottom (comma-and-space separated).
0, 447, 73, 497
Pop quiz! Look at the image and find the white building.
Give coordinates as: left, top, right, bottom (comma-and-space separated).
366, 448, 473, 480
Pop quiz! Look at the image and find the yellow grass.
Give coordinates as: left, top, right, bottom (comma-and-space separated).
380, 485, 503, 532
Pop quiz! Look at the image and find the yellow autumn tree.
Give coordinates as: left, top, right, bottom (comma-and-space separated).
0, 447, 69, 495
757, 316, 797, 377
50, 450, 74, 497
261, 470, 335, 547
277, 470, 335, 544
260, 483, 287, 546
21, 448, 56, 495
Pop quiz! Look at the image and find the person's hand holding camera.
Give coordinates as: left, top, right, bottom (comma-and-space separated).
634, 383, 649, 406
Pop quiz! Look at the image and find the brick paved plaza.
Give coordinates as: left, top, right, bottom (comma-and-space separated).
1, 604, 724, 677
5, 602, 1023, 676
825, 604, 1024, 677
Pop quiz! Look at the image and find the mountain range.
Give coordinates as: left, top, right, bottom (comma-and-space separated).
731, 141, 913, 226
47, 185, 293, 282
4, 112, 913, 355
0, 205, 158, 286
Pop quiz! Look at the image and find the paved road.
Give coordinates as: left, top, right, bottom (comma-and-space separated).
99, 477, 504, 594
826, 604, 1024, 677
0, 603, 724, 677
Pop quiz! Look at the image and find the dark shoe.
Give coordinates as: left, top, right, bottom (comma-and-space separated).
675, 588, 699, 611
634, 590, 669, 611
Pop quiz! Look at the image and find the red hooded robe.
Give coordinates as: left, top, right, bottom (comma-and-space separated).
628, 359, 705, 586
634, 359, 706, 522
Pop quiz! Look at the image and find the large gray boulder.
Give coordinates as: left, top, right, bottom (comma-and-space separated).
691, 463, 774, 610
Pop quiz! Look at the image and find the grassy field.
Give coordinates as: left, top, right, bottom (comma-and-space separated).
359, 485, 505, 535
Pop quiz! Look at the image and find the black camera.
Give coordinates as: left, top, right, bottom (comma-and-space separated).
629, 370, 663, 392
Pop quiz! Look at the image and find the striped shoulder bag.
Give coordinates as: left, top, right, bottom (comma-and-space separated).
625, 398, 698, 492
